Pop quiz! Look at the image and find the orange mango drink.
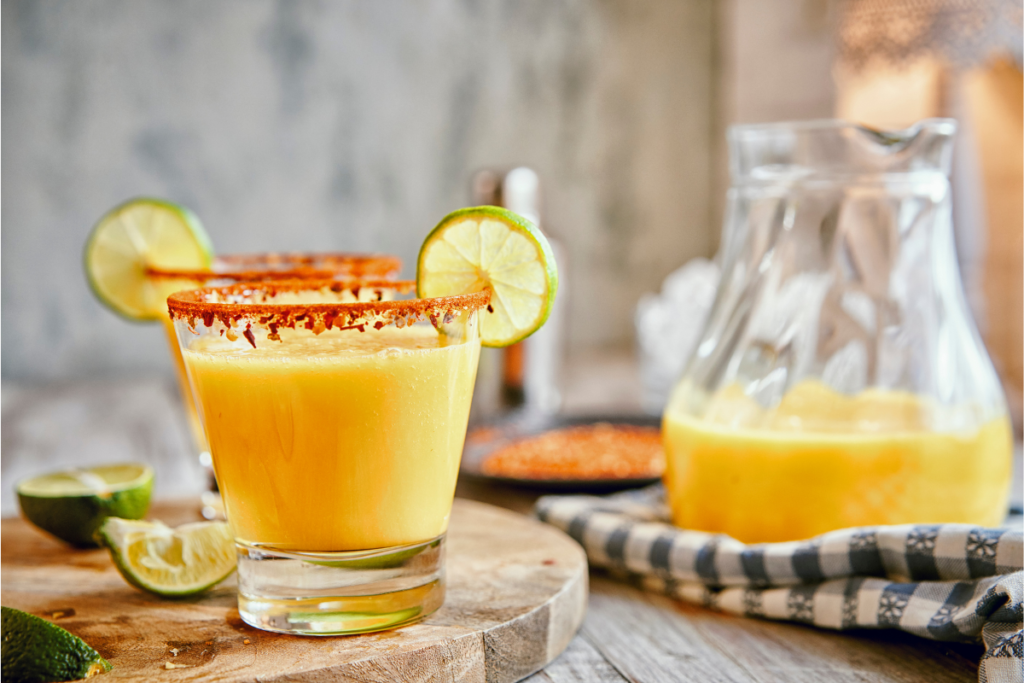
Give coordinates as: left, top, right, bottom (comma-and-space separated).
151, 254, 402, 464
662, 380, 1012, 543
168, 280, 486, 553
185, 325, 479, 550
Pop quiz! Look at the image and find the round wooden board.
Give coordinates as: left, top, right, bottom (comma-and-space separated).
1, 498, 588, 683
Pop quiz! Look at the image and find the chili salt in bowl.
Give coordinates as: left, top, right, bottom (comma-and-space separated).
460, 414, 665, 493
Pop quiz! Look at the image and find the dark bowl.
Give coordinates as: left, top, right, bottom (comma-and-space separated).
459, 413, 663, 493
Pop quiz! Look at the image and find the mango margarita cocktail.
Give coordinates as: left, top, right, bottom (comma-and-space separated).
84, 201, 558, 625
185, 323, 479, 551
150, 253, 402, 465
167, 279, 489, 634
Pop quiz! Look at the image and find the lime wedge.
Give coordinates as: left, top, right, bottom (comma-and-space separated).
417, 206, 558, 347
97, 518, 236, 598
1, 606, 111, 682
17, 464, 153, 548
84, 198, 214, 321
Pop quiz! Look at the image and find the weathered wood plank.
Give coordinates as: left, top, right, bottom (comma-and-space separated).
583, 575, 756, 683
582, 575, 979, 683
523, 633, 629, 683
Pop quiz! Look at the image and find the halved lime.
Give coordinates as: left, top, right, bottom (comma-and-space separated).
97, 518, 236, 598
17, 464, 153, 548
417, 206, 558, 347
83, 198, 214, 321
1, 606, 111, 682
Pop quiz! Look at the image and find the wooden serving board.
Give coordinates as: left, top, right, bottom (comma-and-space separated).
1, 498, 588, 683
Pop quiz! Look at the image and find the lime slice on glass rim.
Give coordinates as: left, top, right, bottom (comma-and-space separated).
83, 198, 214, 321
416, 206, 558, 347
16, 464, 153, 548
97, 518, 236, 598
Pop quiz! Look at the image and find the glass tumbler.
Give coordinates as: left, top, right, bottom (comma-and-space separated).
167, 279, 487, 634
663, 119, 1012, 543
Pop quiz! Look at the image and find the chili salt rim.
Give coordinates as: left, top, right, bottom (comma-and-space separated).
147, 252, 402, 282
166, 279, 492, 337
148, 266, 354, 283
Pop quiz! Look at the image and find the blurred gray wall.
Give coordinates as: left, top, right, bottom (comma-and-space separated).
710, 0, 836, 251
2, 0, 715, 381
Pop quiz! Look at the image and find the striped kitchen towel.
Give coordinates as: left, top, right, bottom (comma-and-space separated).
535, 485, 1023, 683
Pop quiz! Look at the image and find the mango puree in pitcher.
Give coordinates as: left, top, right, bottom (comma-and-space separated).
662, 381, 1012, 543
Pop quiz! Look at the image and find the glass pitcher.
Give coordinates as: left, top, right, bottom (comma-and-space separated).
662, 119, 1012, 543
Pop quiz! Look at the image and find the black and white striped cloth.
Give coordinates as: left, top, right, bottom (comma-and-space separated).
535, 485, 1023, 683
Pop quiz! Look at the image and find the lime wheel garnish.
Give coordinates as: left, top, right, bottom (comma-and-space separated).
84, 198, 214, 321
417, 206, 558, 347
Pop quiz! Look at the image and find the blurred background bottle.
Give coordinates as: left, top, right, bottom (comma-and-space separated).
469, 167, 567, 422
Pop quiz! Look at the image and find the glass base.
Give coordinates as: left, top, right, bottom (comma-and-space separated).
236, 534, 446, 636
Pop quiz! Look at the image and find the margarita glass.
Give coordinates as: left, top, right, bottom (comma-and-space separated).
167, 279, 487, 635
149, 253, 401, 479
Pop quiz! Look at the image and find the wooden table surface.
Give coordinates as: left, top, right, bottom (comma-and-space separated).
3, 375, 1008, 682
